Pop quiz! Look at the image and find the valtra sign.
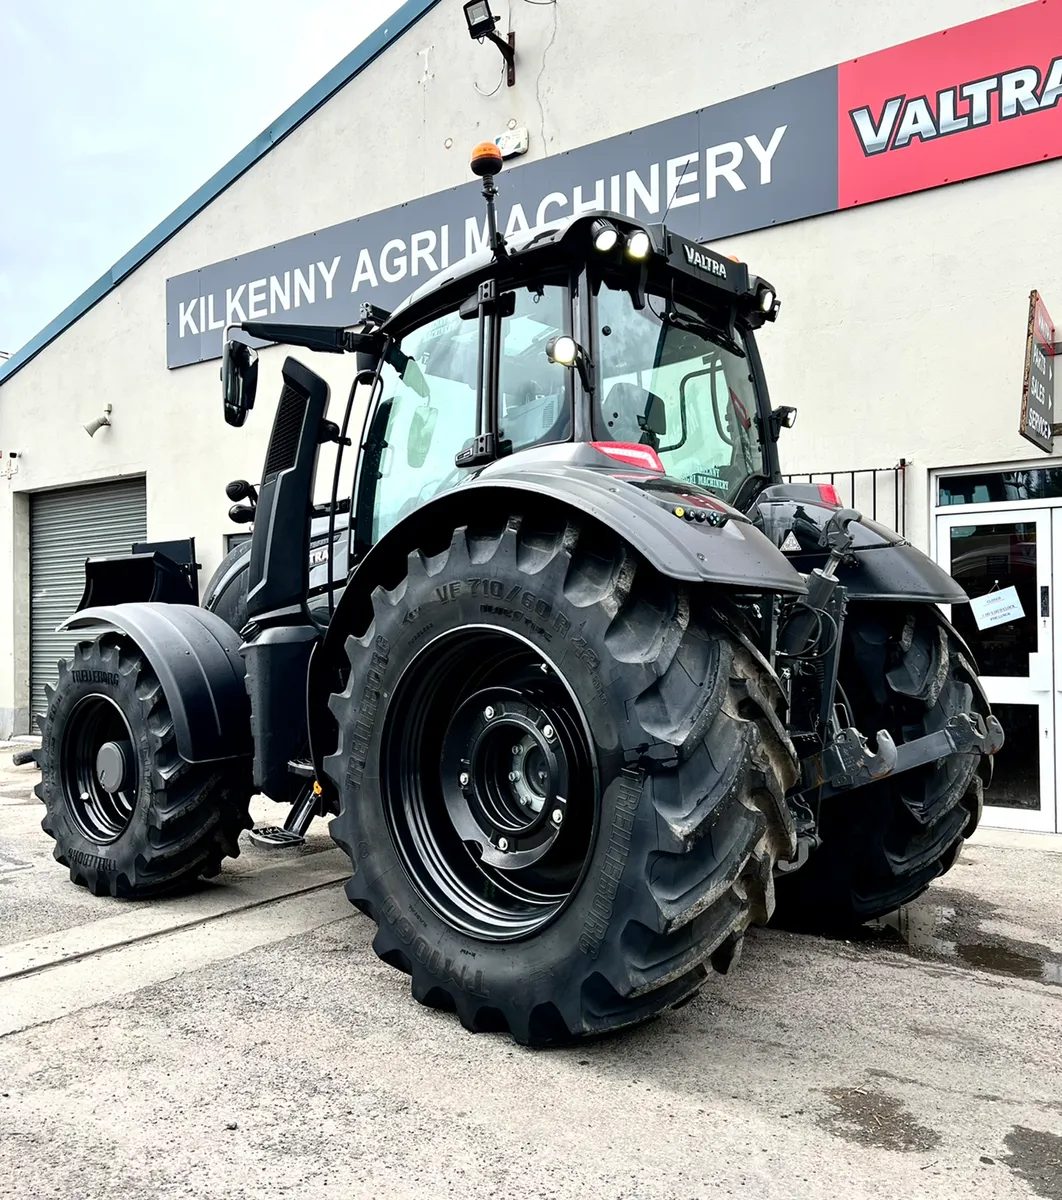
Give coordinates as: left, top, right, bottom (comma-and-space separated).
166, 0, 1062, 368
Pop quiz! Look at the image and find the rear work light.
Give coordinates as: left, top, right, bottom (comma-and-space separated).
591, 442, 664, 472
817, 483, 842, 506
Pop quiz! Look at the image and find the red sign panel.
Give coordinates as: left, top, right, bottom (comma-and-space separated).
838, 0, 1062, 208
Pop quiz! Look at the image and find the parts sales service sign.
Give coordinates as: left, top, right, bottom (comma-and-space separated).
166, 0, 1062, 368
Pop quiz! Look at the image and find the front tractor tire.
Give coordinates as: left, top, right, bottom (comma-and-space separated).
325, 511, 798, 1045
37, 635, 253, 897
775, 603, 990, 930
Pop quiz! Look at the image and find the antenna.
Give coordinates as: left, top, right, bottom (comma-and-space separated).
470, 141, 508, 259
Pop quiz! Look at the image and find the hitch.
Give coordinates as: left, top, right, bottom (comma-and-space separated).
808, 712, 1005, 798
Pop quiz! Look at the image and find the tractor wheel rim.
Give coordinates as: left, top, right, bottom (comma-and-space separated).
60, 694, 139, 844
381, 625, 598, 941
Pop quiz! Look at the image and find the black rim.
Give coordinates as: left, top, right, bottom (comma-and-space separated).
382, 627, 598, 941
60, 695, 139, 844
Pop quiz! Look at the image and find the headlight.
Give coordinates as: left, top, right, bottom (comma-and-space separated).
759, 287, 776, 313
590, 218, 619, 253
626, 229, 651, 260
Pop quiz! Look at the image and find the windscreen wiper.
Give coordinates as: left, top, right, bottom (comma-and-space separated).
663, 308, 745, 359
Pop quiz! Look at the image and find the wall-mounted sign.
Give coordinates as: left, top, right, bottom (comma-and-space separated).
1020, 290, 1057, 453
166, 0, 1062, 368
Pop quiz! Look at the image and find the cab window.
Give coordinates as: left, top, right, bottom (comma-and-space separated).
367, 310, 479, 543
498, 284, 571, 453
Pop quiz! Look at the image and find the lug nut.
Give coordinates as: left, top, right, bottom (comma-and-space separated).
497, 837, 509, 851
543, 724, 554, 740
459, 772, 470, 786
551, 808, 563, 824
484, 705, 495, 720
512, 744, 522, 755
508, 771, 519, 782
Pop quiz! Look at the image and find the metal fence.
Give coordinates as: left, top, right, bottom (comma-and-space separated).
782, 460, 907, 538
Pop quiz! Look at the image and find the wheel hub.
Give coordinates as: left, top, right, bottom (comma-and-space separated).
441, 688, 569, 869
95, 740, 132, 793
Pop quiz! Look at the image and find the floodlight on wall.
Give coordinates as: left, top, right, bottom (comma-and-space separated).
83, 404, 112, 438
463, 0, 516, 87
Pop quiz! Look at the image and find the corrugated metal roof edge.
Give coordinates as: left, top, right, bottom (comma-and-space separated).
0, 0, 442, 389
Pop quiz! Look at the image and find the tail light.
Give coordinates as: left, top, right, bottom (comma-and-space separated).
817, 483, 842, 506
590, 442, 665, 472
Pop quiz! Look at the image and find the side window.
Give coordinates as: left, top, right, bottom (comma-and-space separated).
368, 311, 479, 544
498, 285, 570, 453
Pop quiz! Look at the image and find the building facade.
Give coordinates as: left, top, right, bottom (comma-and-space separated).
1, 0, 1060, 834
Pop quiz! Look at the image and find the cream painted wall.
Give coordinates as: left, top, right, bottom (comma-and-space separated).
0, 0, 1053, 734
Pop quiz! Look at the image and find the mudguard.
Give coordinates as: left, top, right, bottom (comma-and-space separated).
464, 452, 807, 592
59, 603, 252, 764
753, 487, 968, 605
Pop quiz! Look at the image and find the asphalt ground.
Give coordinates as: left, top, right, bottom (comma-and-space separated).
1, 743, 1060, 1200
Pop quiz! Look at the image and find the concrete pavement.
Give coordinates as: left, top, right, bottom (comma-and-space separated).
1, 746, 1060, 1199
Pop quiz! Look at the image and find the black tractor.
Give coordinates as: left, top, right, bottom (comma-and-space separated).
34, 142, 1002, 1044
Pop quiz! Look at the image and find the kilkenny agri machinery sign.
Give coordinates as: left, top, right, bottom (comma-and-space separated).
167, 0, 1062, 367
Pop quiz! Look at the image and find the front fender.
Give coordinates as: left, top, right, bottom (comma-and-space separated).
60, 603, 252, 764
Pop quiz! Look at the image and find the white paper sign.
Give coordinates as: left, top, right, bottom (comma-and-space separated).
970, 586, 1025, 631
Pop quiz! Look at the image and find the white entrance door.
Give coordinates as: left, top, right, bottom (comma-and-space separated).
937, 508, 1057, 832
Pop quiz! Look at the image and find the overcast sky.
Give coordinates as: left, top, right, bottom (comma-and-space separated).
0, 0, 405, 358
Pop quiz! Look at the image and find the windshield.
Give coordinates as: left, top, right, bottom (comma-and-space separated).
594, 284, 766, 502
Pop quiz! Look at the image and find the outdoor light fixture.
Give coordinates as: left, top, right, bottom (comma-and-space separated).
546, 335, 578, 367
83, 403, 112, 438
759, 287, 776, 313
546, 335, 595, 394
590, 218, 619, 253
626, 229, 652, 260
463, 0, 516, 86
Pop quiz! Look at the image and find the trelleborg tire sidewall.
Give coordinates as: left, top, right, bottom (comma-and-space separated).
40, 656, 158, 880
336, 543, 667, 1018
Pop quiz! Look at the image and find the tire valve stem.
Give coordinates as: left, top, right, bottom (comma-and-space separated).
497, 836, 509, 851
459, 771, 470, 787
551, 808, 563, 824
484, 706, 495, 720
543, 724, 554, 740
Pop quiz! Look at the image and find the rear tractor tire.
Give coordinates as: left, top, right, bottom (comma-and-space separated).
36, 635, 253, 897
325, 510, 799, 1045
775, 603, 991, 930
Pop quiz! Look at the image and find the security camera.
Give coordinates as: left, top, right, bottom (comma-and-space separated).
84, 404, 113, 438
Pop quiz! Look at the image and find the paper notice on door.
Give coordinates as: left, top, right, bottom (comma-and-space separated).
970, 586, 1025, 631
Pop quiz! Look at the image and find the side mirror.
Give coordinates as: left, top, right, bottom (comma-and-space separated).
407, 405, 438, 468
638, 392, 667, 437
225, 479, 258, 504
221, 338, 259, 427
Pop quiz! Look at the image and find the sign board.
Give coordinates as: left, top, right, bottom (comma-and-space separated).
1020, 290, 1056, 452
166, 0, 1062, 367
970, 585, 1025, 631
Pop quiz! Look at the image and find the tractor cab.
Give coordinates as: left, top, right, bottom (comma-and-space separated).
220, 142, 790, 592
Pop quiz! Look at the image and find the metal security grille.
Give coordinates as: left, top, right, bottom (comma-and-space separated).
30, 477, 147, 724
782, 461, 907, 538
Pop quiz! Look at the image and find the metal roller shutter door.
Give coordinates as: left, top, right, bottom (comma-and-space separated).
30, 477, 147, 725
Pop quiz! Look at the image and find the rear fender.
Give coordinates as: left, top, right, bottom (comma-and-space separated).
60, 603, 251, 764
307, 468, 806, 796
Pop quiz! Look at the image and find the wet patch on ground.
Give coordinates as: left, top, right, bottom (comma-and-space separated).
818, 1087, 940, 1153
850, 892, 1062, 986
1003, 1126, 1062, 1199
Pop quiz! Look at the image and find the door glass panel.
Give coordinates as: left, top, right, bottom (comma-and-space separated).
369, 311, 479, 543
949, 522, 1038, 676
984, 703, 1041, 810
498, 284, 570, 452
